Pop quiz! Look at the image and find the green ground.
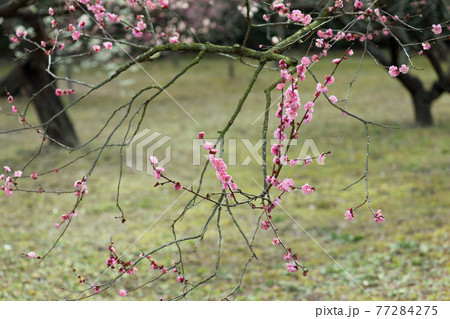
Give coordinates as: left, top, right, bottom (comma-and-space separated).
0, 53, 449, 300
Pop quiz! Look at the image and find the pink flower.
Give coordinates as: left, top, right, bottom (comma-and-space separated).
78, 21, 86, 28
198, 132, 205, 139
332, 58, 341, 64
106, 257, 116, 267
276, 83, 284, 91
203, 142, 214, 151
289, 10, 303, 23
7, 95, 13, 103
132, 28, 143, 37
374, 209, 385, 223
263, 14, 270, 22
11, 105, 17, 113
158, 0, 169, 9
94, 286, 100, 293
173, 182, 183, 191
286, 262, 297, 273
106, 13, 120, 23
422, 42, 431, 50
93, 45, 101, 53
302, 14, 312, 25
272, 238, 280, 246
304, 101, 314, 110
301, 183, 314, 195
127, 267, 138, 275
55, 88, 63, 96
277, 178, 294, 193
399, 64, 409, 74
304, 156, 312, 166
153, 167, 165, 180
329, 95, 338, 104
51, 19, 57, 28
48, 7, 54, 16
169, 32, 179, 44
344, 208, 354, 221
149, 156, 158, 165
176, 276, 184, 283
74, 178, 88, 197
354, 0, 363, 9
55, 223, 60, 229
283, 252, 292, 261
318, 153, 326, 163
103, 41, 113, 50
261, 221, 270, 230
324, 75, 334, 85
316, 82, 328, 93
431, 24, 442, 35
388, 66, 400, 77
30, 172, 37, 179
28, 251, 36, 258
72, 31, 81, 41
301, 56, 311, 67
137, 20, 147, 31
14, 171, 22, 178
119, 289, 127, 297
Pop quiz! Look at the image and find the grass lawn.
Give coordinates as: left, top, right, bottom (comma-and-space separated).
0, 52, 449, 300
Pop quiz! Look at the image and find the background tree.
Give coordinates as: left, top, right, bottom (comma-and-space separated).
0, 0, 79, 147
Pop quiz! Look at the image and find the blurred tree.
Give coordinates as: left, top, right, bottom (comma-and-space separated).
335, 0, 449, 126
0, 0, 79, 147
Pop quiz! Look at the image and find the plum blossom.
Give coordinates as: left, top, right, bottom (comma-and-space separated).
422, 42, 431, 50
158, 0, 169, 9
72, 31, 81, 41
374, 209, 385, 223
153, 166, 165, 180
289, 10, 303, 23
103, 41, 113, 50
203, 141, 214, 151
318, 153, 327, 163
277, 178, 294, 193
30, 172, 37, 179
272, 238, 280, 246
149, 156, 158, 166
176, 276, 185, 283
173, 182, 183, 191
431, 24, 442, 35
261, 221, 270, 230
283, 252, 292, 261
329, 95, 338, 104
198, 132, 205, 139
286, 262, 297, 273
388, 66, 400, 77
106, 13, 120, 23
354, 1, 363, 9
74, 177, 88, 197
301, 183, 314, 195
14, 171, 22, 178
169, 32, 180, 44
399, 64, 409, 74
119, 289, 127, 297
28, 252, 36, 258
93, 45, 101, 52
344, 208, 354, 220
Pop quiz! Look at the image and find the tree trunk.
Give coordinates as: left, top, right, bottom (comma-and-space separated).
2, 14, 79, 148
412, 93, 434, 126
17, 59, 79, 147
